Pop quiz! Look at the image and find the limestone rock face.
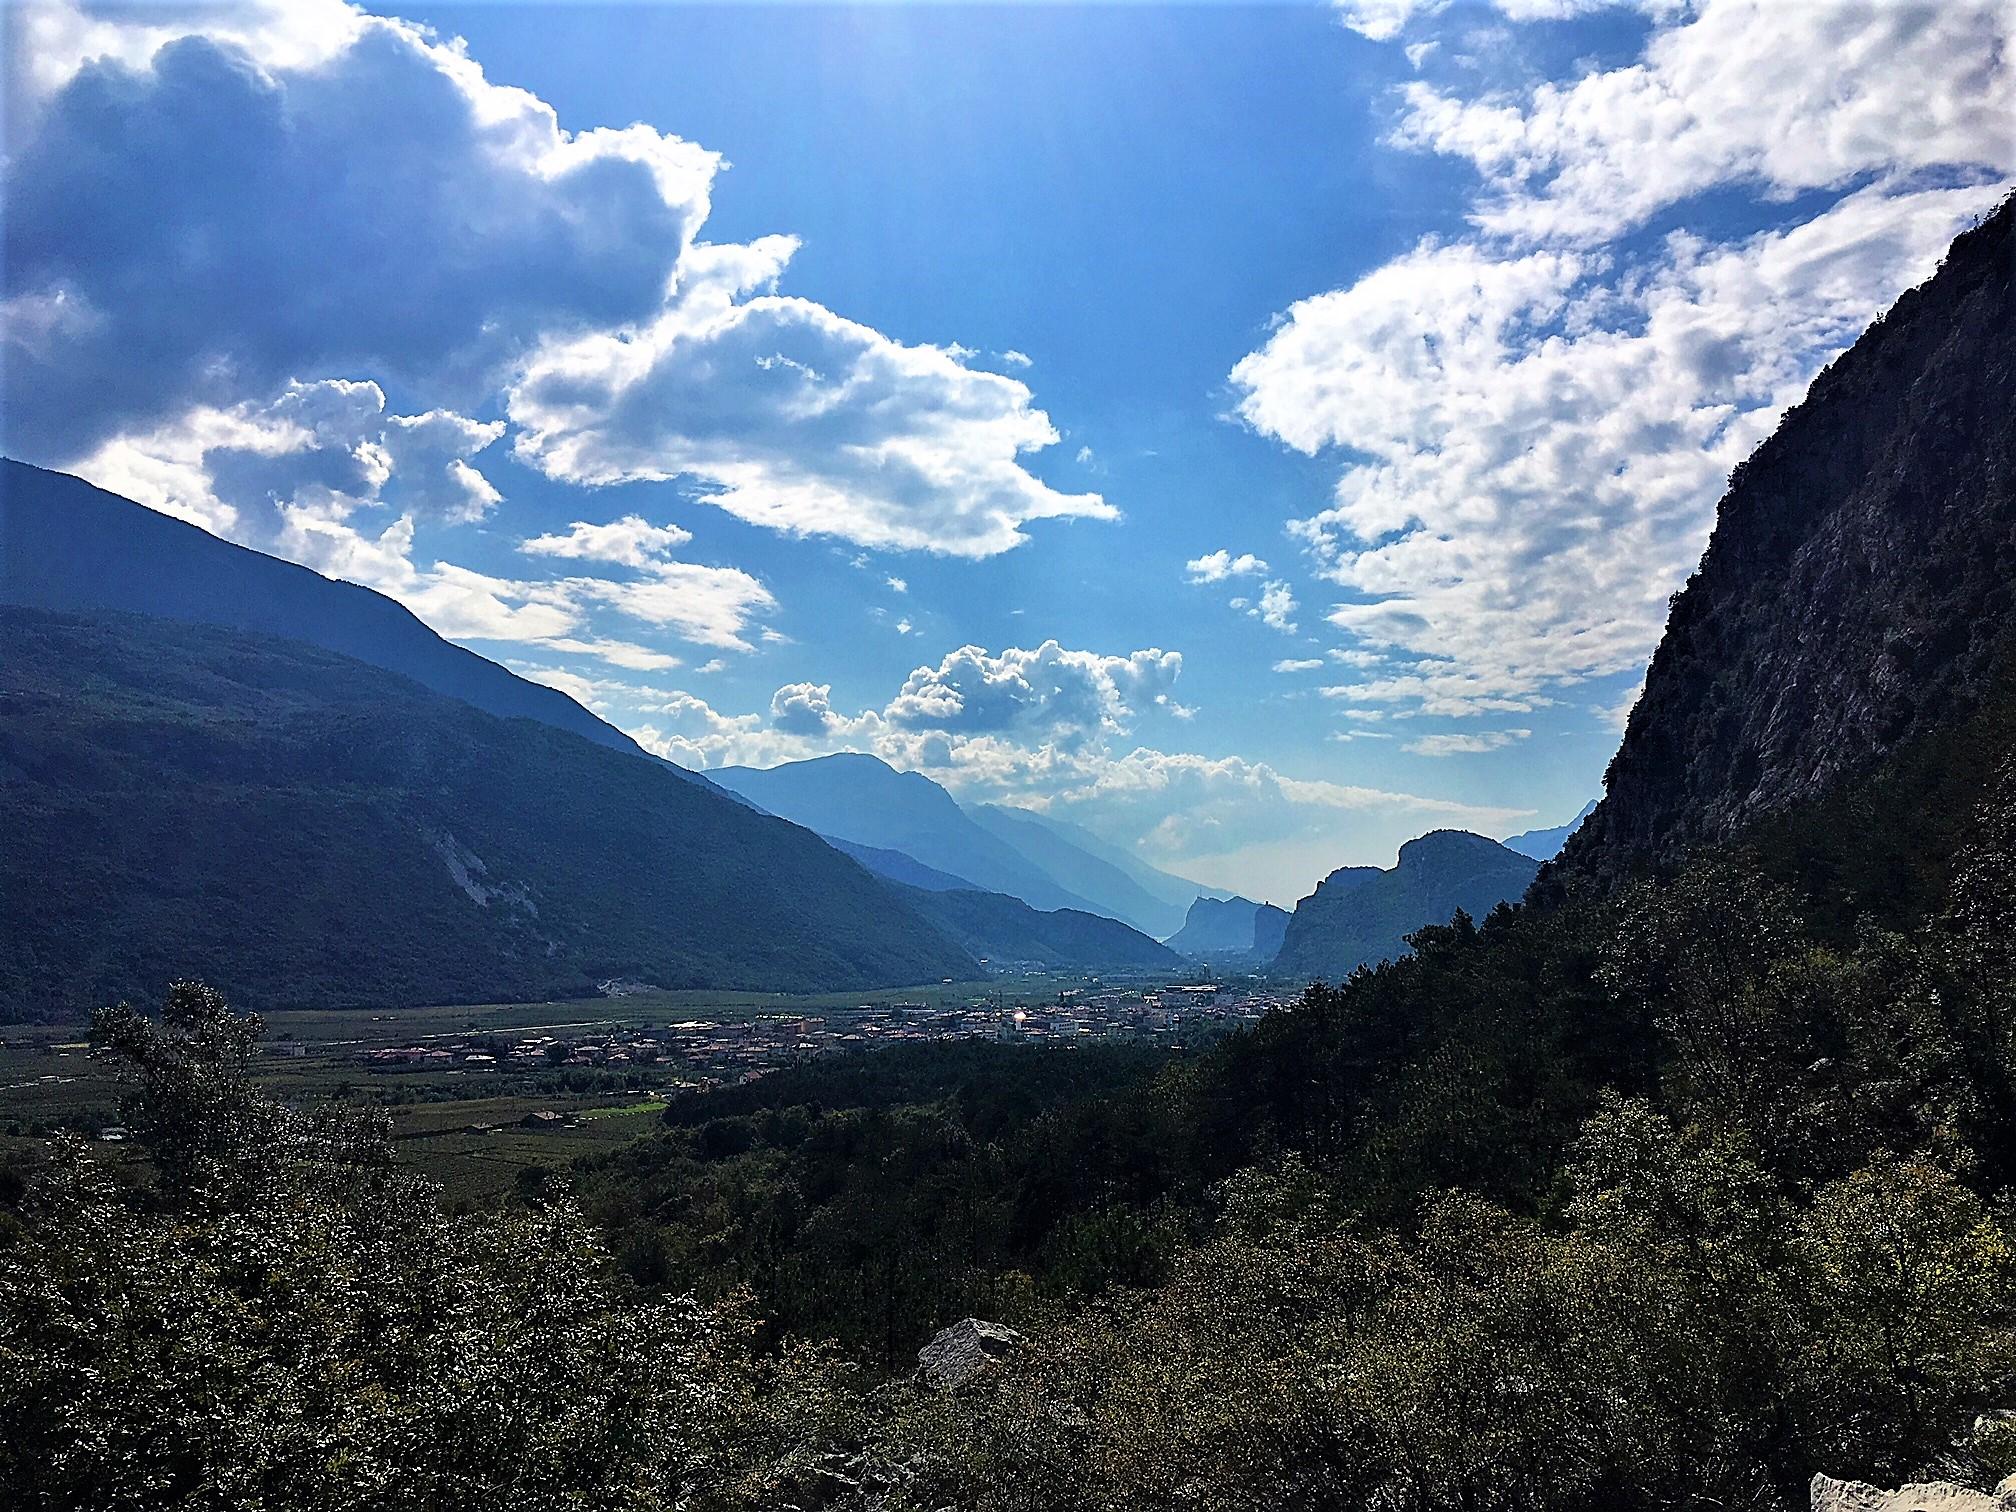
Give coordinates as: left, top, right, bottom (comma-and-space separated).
1810, 1472, 2016, 1511
1553, 199, 2016, 890
916, 1317, 1022, 1392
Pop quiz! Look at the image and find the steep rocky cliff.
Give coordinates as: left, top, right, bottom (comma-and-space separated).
1557, 198, 2016, 888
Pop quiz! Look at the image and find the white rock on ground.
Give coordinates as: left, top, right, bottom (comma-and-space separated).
1811, 1472, 2016, 1511
915, 1318, 1022, 1392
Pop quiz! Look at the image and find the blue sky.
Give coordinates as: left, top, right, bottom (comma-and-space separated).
5, 1, 2010, 901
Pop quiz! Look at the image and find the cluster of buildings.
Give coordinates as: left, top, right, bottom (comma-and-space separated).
354, 1032, 665, 1073
349, 980, 1300, 1085
994, 981, 1287, 1043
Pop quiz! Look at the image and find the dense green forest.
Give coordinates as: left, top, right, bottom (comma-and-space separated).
12, 705, 2016, 1508
570, 1040, 1192, 1365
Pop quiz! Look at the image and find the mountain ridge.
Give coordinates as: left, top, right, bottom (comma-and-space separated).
1503, 800, 1597, 862
1007, 809, 1222, 917
1273, 829, 1540, 982
966, 802, 1195, 937
891, 884, 1183, 973
825, 836, 979, 893
0, 459, 675, 768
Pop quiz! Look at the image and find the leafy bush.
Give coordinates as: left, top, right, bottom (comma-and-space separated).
0, 984, 847, 1511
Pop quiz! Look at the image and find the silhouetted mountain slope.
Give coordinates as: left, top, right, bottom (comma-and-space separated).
1273, 831, 1539, 982
1004, 808, 1219, 919
826, 837, 978, 892
1503, 800, 1597, 862
967, 802, 1191, 937
1557, 198, 2016, 888
892, 885, 1182, 972
708, 755, 1107, 917
0, 608, 978, 1017
1165, 895, 1291, 959
0, 459, 680, 769
1252, 900, 1291, 960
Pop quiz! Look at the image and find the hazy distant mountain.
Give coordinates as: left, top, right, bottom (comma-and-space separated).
1165, 896, 1291, 960
0, 608, 979, 1017
1502, 800, 1598, 862
825, 837, 978, 892
0, 459, 687, 771
893, 885, 1182, 972
1252, 901, 1291, 960
1272, 831, 1540, 982
966, 803, 1195, 937
997, 807, 1221, 920
709, 755, 1108, 916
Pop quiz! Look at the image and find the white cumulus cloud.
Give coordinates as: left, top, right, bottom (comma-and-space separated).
73, 377, 505, 535
1389, 0, 2014, 245
1244, 184, 2005, 703
569, 563, 778, 653
769, 682, 850, 737
1185, 549, 1269, 583
1404, 728, 1532, 757
884, 642, 1182, 748
521, 516, 694, 569
1254, 580, 1299, 635
506, 241, 1112, 557
3, 6, 716, 461
1333, 0, 1445, 42
1246, 1, 2013, 721
6, 0, 1113, 649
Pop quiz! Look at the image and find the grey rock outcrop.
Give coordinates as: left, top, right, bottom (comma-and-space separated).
915, 1317, 1021, 1392
1811, 1472, 2016, 1511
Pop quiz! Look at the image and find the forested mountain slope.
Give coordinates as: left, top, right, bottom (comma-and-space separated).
0, 608, 977, 1016
1557, 197, 2016, 888
893, 884, 1183, 971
